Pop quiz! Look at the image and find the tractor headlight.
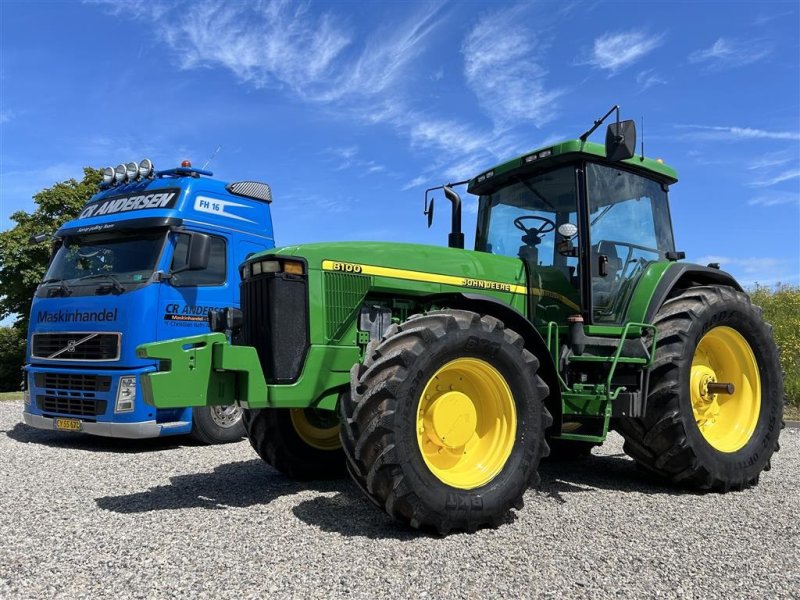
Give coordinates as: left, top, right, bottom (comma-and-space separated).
247, 259, 304, 278
115, 376, 136, 412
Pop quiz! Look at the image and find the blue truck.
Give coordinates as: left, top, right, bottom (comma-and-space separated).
22, 159, 275, 443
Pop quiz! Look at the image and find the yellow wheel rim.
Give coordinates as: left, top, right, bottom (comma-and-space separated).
416, 358, 517, 489
690, 326, 761, 453
289, 409, 341, 451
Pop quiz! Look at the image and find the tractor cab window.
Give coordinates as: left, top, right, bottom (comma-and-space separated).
476, 166, 579, 278
587, 162, 675, 324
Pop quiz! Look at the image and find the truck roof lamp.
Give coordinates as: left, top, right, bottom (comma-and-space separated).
114, 164, 127, 184
125, 161, 139, 181
138, 158, 154, 178
101, 167, 115, 186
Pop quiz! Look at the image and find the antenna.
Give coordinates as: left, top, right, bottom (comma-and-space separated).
201, 145, 222, 170
640, 116, 645, 162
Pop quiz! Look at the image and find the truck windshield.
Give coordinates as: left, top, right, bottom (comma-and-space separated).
44, 231, 167, 287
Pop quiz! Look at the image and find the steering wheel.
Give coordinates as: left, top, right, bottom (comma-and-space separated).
513, 216, 556, 244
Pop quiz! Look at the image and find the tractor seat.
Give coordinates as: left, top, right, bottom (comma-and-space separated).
591, 241, 623, 309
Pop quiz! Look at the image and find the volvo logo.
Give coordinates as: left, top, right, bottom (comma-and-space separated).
48, 333, 99, 359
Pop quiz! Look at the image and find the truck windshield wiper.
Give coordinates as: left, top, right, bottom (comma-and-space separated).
75, 273, 125, 294
40, 278, 72, 296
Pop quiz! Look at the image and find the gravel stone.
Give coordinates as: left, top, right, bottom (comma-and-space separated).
1, 400, 798, 599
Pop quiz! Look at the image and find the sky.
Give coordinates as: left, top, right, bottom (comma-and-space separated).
1, 0, 798, 292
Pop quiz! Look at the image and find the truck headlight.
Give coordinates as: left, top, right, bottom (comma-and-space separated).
23, 373, 32, 406
115, 376, 136, 412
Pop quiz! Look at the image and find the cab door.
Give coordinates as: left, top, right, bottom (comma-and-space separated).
585, 163, 675, 324
157, 231, 230, 341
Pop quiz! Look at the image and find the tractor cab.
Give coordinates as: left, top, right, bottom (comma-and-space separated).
466, 110, 679, 326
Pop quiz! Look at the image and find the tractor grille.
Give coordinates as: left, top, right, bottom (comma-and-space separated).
323, 272, 371, 342
34, 372, 112, 393
240, 272, 309, 384
31, 332, 121, 361
37, 395, 107, 417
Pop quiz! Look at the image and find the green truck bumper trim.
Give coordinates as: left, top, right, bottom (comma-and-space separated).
136, 334, 359, 410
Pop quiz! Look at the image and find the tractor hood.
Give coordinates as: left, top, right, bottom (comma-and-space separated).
268, 241, 528, 297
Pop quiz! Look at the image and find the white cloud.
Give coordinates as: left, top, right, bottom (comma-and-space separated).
581, 30, 664, 74
748, 192, 799, 207
688, 37, 773, 70
401, 175, 427, 191
747, 151, 794, 171
462, 6, 562, 128
749, 169, 800, 187
636, 69, 666, 92
694, 256, 798, 286
0, 110, 13, 125
679, 125, 800, 141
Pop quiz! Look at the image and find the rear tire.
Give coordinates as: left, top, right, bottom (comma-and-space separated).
617, 286, 783, 490
340, 310, 551, 534
190, 405, 245, 444
243, 408, 346, 480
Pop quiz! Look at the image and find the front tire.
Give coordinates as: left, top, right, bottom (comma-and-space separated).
190, 405, 245, 444
617, 286, 783, 490
243, 408, 346, 480
340, 310, 551, 534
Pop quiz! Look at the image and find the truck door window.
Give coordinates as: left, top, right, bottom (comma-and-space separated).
171, 234, 227, 286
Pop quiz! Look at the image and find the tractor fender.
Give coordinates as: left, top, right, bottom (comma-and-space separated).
645, 263, 743, 322
422, 292, 562, 421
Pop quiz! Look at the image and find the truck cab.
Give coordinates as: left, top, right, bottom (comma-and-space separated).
22, 160, 274, 442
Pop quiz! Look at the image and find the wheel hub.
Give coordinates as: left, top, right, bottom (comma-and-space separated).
416, 358, 517, 490
424, 391, 477, 449
690, 326, 761, 453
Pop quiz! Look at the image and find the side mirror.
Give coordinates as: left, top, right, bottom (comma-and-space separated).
424, 198, 434, 228
29, 233, 50, 244
185, 233, 212, 271
605, 119, 636, 161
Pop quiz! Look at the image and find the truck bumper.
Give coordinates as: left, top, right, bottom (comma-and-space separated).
21, 412, 192, 439
24, 364, 193, 438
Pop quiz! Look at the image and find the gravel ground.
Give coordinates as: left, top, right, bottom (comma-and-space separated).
1, 400, 798, 599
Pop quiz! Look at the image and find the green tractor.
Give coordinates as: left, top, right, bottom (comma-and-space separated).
137, 107, 783, 534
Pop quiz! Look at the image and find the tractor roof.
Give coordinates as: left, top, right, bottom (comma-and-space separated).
467, 139, 678, 196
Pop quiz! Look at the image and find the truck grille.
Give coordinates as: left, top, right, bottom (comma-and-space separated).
34, 373, 112, 393
240, 272, 309, 384
31, 332, 121, 361
37, 395, 107, 417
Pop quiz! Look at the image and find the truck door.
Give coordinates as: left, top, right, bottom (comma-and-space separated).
157, 232, 230, 340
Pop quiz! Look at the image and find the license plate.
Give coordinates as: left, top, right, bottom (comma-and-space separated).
54, 417, 82, 432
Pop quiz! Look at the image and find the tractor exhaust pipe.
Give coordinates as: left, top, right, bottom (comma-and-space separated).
443, 186, 464, 249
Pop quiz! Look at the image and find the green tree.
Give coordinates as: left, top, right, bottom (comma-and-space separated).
0, 168, 100, 391
0, 167, 101, 329
0, 327, 26, 391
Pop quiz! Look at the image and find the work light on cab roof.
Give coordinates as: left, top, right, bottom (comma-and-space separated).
102, 158, 156, 187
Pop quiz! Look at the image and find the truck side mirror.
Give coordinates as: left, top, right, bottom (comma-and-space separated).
186, 233, 211, 271
605, 119, 636, 162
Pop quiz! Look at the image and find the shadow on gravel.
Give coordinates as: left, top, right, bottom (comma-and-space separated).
97, 459, 349, 514
292, 492, 437, 541
538, 452, 685, 502
5, 422, 194, 453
